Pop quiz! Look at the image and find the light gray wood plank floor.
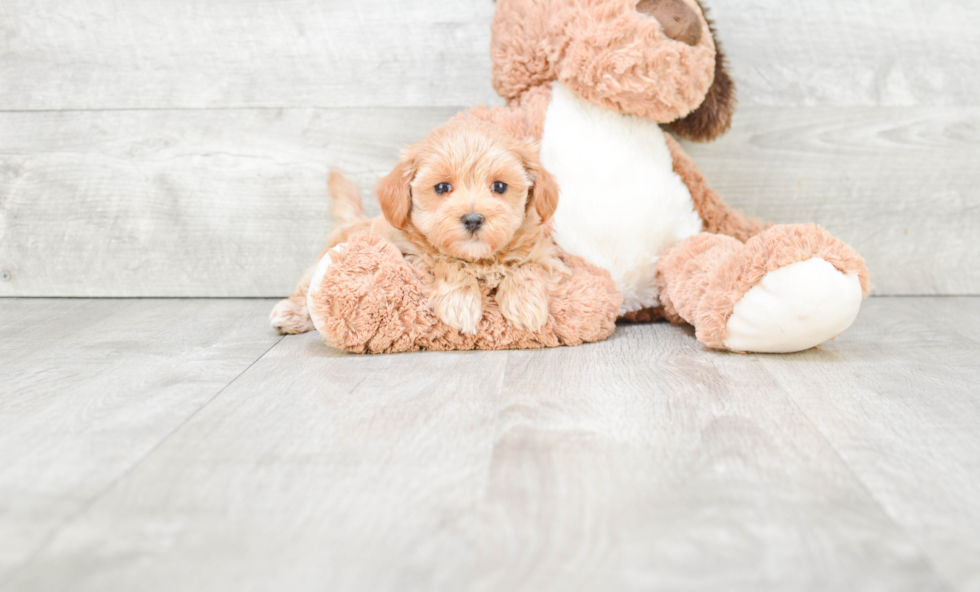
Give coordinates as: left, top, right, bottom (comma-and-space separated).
1, 297, 979, 591
0, 299, 282, 578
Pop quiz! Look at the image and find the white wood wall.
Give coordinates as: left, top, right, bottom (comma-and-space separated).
1, 0, 977, 297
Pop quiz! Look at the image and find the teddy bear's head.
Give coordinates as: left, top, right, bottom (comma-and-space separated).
490, 0, 735, 141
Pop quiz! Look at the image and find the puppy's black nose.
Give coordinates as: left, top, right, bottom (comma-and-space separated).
462, 213, 485, 233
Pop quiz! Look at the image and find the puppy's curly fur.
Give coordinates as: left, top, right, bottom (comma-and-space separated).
271, 117, 565, 336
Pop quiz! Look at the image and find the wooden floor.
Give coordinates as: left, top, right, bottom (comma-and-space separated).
3, 0, 977, 589
1, 297, 978, 591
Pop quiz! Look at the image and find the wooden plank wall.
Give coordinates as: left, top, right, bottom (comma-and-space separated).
1, 0, 977, 297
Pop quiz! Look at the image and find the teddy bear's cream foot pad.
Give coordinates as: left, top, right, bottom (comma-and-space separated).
723, 257, 863, 354
306, 243, 343, 336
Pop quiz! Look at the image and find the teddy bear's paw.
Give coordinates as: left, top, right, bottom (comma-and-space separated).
723, 257, 863, 354
269, 296, 314, 335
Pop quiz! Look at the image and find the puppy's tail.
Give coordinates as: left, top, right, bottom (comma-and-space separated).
328, 171, 368, 225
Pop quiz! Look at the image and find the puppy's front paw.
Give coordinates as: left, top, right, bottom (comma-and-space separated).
430, 284, 483, 335
270, 296, 314, 334
497, 272, 549, 333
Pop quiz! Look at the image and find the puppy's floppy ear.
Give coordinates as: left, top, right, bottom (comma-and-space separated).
519, 141, 560, 224
666, 0, 736, 142
375, 154, 416, 230
530, 165, 560, 224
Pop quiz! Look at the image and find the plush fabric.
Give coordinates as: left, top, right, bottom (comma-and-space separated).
656, 224, 871, 349
664, 0, 737, 142
300, 0, 871, 355
482, 0, 870, 352
308, 235, 621, 354
536, 81, 704, 315
490, 0, 719, 125
662, 134, 767, 241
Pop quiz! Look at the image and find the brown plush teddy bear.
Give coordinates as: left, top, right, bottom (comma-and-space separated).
275, 0, 870, 354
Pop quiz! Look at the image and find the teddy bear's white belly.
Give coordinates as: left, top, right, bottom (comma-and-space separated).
539, 82, 704, 314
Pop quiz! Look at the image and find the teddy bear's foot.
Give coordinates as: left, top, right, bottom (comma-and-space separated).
305, 235, 438, 353
722, 257, 863, 353
657, 224, 871, 354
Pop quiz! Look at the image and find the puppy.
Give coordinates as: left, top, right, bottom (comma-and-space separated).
270, 117, 564, 335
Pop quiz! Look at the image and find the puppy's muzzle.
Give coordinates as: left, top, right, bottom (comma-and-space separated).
462, 213, 485, 233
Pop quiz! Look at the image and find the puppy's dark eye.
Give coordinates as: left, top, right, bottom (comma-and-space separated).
434, 183, 452, 195
492, 181, 508, 194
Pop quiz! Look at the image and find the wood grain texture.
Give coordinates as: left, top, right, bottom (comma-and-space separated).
2, 330, 511, 592
6, 298, 979, 591
0, 0, 500, 110
2, 106, 977, 297
1, 0, 977, 296
1, 0, 978, 110
0, 107, 457, 297
0, 298, 282, 580
468, 327, 946, 592
681, 106, 980, 296
760, 297, 980, 591
712, 0, 980, 107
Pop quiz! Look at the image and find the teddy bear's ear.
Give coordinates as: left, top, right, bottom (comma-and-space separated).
666, 1, 736, 142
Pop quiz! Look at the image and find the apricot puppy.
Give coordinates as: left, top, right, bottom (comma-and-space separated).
270, 117, 564, 336
377, 117, 565, 334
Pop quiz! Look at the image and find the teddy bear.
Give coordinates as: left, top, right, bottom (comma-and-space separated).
292, 0, 869, 354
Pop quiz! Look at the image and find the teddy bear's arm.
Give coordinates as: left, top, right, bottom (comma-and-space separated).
305, 235, 621, 353
663, 132, 768, 243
